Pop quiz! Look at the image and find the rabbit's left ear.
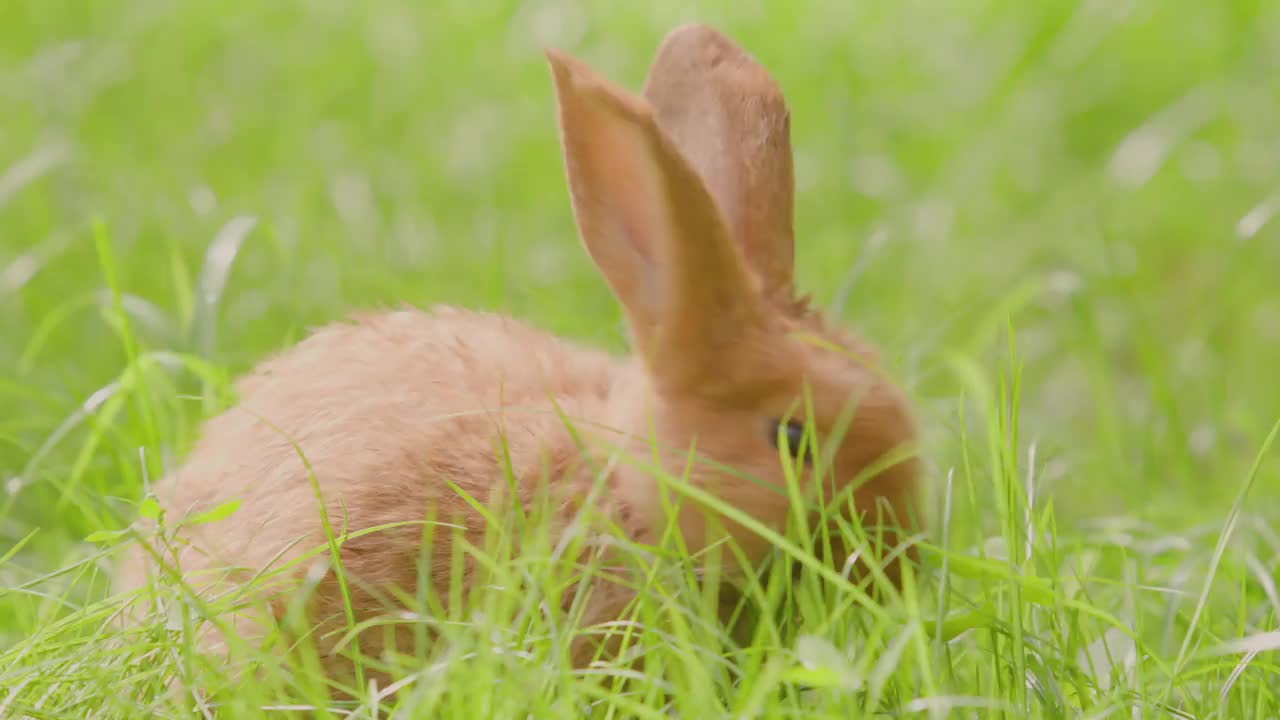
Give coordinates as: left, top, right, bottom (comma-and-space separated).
643, 25, 796, 299
546, 47, 768, 390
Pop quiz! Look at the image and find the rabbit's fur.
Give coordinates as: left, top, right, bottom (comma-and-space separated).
118, 24, 921, 687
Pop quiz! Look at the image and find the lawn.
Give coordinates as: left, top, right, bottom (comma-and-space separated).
2, 0, 1278, 717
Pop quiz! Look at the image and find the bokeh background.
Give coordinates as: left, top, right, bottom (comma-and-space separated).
2, 0, 1278, 663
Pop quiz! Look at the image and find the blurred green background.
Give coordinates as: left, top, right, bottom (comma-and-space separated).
2, 0, 1278, 643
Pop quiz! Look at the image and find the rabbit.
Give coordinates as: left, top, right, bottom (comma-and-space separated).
116, 23, 921, 691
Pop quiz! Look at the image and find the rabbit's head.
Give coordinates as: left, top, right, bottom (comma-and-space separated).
547, 25, 919, 579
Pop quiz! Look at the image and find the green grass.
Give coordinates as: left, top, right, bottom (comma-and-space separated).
3, 0, 1279, 716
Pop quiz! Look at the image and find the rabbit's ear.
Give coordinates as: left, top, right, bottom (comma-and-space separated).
642, 24, 796, 298
546, 48, 767, 387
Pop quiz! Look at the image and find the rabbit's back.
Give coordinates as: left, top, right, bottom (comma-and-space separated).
139, 307, 619, 637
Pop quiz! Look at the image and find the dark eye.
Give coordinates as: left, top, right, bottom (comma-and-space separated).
768, 419, 810, 464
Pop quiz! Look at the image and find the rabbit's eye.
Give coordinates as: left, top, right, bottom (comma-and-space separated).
768, 419, 811, 464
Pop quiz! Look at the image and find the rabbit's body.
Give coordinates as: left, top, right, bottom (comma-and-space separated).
120, 24, 923, 687
127, 308, 665, 681
158, 306, 615, 582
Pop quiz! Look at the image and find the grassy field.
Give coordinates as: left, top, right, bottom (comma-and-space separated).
3, 0, 1279, 716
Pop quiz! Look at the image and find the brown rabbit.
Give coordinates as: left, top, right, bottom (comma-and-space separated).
117, 24, 920, 691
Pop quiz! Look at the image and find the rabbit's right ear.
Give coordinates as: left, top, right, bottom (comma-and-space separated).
642, 25, 796, 299
546, 48, 767, 388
